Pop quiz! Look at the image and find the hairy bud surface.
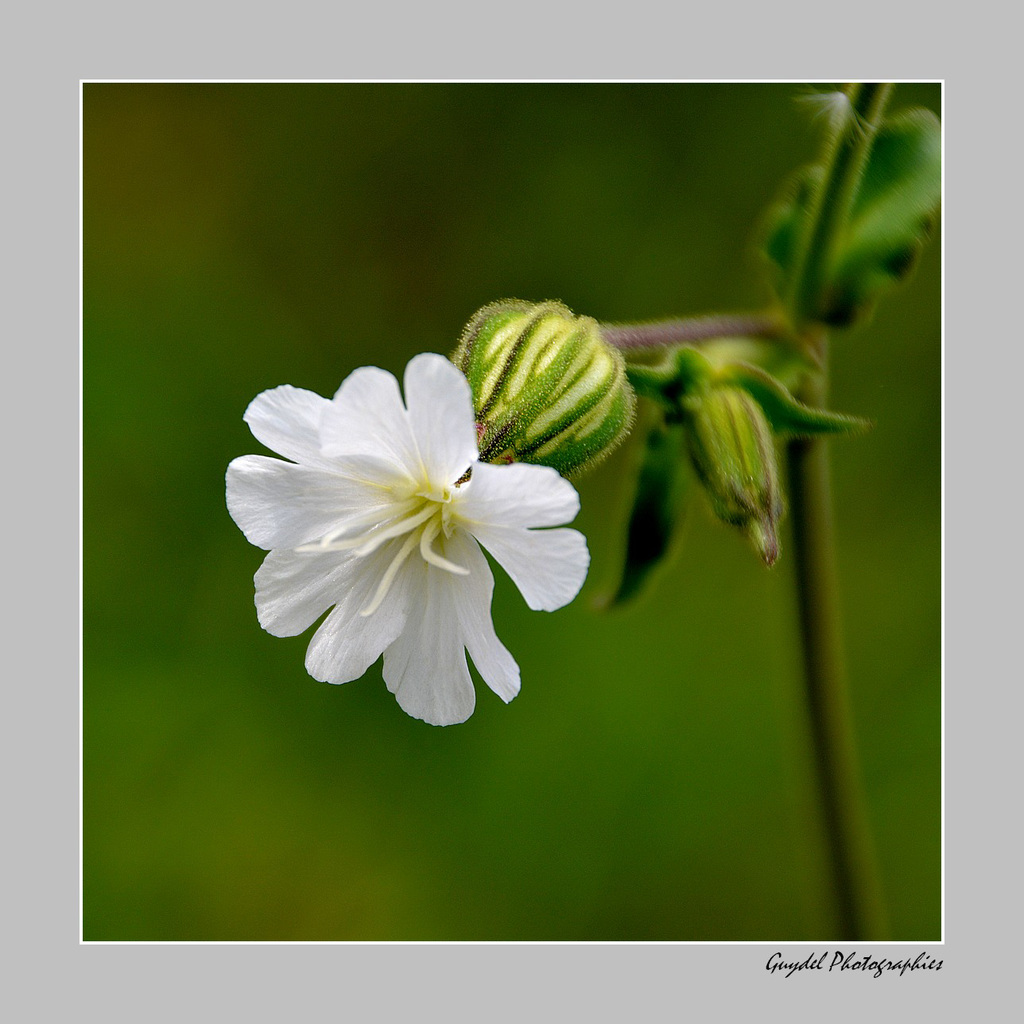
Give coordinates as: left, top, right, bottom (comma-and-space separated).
453, 300, 635, 478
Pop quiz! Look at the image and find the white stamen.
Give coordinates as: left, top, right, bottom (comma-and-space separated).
318, 497, 419, 546
297, 473, 470, 616
419, 516, 469, 575
296, 500, 434, 554
353, 503, 438, 556
359, 531, 420, 617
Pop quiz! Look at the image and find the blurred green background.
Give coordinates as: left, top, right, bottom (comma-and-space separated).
84, 83, 940, 941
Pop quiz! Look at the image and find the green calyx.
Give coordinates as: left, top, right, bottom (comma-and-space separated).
686, 386, 784, 566
453, 299, 636, 478
624, 346, 867, 567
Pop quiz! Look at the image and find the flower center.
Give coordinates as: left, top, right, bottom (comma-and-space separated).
295, 482, 469, 617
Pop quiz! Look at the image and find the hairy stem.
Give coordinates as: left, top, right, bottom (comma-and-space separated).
786, 83, 894, 328
785, 84, 893, 940
600, 311, 784, 351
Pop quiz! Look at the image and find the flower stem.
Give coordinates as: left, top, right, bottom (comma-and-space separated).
788, 345, 888, 940
600, 311, 784, 351
784, 84, 893, 940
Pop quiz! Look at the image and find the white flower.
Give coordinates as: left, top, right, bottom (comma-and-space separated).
226, 352, 590, 726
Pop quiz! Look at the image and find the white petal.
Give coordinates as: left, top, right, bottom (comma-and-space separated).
254, 548, 359, 637
382, 560, 476, 726
470, 523, 589, 612
243, 385, 336, 470
403, 353, 479, 484
455, 462, 580, 529
445, 532, 520, 703
303, 539, 415, 684
226, 455, 395, 550
321, 366, 419, 469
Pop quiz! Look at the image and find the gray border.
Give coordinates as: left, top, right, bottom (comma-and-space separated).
12, 0, 1007, 1015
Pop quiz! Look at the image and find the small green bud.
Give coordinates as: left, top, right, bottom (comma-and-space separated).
453, 299, 636, 477
685, 386, 784, 566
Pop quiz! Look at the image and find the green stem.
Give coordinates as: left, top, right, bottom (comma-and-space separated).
785, 84, 893, 940
788, 347, 888, 940
600, 311, 784, 351
786, 83, 894, 328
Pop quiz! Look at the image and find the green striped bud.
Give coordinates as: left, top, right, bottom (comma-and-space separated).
453, 299, 636, 478
685, 386, 784, 566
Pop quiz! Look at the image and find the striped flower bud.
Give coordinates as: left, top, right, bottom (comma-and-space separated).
452, 300, 635, 478
685, 385, 784, 566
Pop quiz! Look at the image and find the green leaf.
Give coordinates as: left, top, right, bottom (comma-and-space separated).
606, 419, 690, 606
719, 363, 871, 438
761, 164, 822, 301
762, 107, 941, 327
823, 109, 941, 325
